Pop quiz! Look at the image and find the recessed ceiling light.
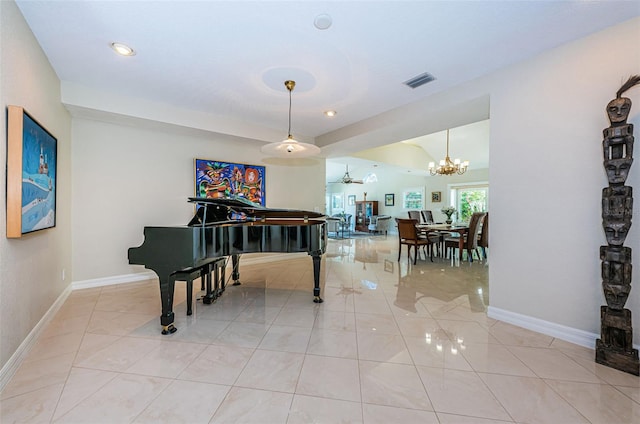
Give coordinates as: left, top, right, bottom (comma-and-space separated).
110, 42, 135, 56
314, 14, 332, 30
324, 110, 337, 117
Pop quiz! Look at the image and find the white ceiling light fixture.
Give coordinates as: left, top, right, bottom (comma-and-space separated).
362, 173, 378, 183
428, 129, 469, 176
110, 42, 136, 56
324, 110, 337, 117
261, 80, 321, 158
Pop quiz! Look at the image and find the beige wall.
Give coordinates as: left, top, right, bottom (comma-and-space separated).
0, 1, 72, 370
328, 166, 489, 225
2, 0, 640, 379
323, 16, 640, 344
71, 117, 326, 282
488, 17, 640, 337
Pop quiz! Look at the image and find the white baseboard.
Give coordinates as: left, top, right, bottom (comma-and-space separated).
72, 271, 157, 290
1, 251, 330, 391
487, 306, 640, 350
0, 285, 73, 392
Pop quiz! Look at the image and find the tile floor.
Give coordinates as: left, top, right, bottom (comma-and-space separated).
1, 235, 640, 423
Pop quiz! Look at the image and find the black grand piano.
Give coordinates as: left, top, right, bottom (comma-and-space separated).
128, 197, 327, 334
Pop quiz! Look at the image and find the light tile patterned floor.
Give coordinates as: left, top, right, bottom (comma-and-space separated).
1, 235, 639, 423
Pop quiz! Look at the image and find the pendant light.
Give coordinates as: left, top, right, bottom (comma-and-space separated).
261, 80, 321, 158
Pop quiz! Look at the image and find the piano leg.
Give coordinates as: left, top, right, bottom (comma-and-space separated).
311, 252, 324, 303
232, 254, 241, 285
217, 259, 227, 297
160, 275, 177, 334
202, 261, 216, 304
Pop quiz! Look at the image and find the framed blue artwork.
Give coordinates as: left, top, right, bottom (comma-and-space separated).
7, 106, 57, 238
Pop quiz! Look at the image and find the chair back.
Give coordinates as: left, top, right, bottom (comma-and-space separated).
396, 218, 419, 241
407, 210, 422, 222
421, 210, 434, 224
465, 212, 487, 249
478, 212, 488, 248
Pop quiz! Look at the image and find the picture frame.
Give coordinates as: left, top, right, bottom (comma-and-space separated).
6, 106, 58, 238
402, 187, 424, 209
348, 195, 356, 206
194, 158, 265, 206
431, 191, 442, 202
385, 193, 395, 206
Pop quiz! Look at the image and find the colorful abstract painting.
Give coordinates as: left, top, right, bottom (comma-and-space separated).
194, 159, 265, 206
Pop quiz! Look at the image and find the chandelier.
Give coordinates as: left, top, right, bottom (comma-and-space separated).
428, 129, 469, 175
260, 80, 321, 158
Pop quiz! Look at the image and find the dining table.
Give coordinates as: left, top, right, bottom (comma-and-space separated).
416, 223, 469, 261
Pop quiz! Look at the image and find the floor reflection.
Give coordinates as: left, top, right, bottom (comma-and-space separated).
324, 232, 489, 315
3, 233, 636, 423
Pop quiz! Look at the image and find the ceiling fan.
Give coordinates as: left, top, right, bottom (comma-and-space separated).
330, 165, 363, 184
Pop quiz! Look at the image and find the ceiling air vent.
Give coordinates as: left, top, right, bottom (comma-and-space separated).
403, 72, 436, 89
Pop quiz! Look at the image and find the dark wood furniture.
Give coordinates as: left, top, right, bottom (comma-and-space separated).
417, 223, 470, 261
396, 218, 439, 264
355, 200, 378, 232
444, 212, 487, 262
408, 210, 422, 222
421, 210, 435, 224
478, 212, 488, 259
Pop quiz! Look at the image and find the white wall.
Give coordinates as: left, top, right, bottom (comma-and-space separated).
71, 117, 326, 282
488, 17, 640, 340
327, 165, 489, 227
0, 1, 72, 370
323, 16, 640, 345
2, 0, 639, 378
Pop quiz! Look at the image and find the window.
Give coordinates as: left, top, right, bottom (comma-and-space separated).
403, 187, 425, 209
449, 183, 488, 222
331, 193, 344, 212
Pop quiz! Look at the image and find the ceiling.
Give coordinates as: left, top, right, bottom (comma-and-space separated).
15, 1, 640, 181
326, 119, 491, 183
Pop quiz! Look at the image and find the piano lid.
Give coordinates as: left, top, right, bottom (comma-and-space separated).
188, 196, 325, 225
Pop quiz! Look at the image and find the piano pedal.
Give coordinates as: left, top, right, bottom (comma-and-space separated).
161, 324, 177, 335
313, 296, 324, 303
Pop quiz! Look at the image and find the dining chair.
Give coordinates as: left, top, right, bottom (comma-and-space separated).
407, 210, 422, 223
478, 212, 488, 259
421, 210, 434, 224
444, 212, 487, 262
396, 218, 439, 264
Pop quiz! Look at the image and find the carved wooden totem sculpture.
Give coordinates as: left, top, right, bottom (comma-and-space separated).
596, 75, 640, 375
